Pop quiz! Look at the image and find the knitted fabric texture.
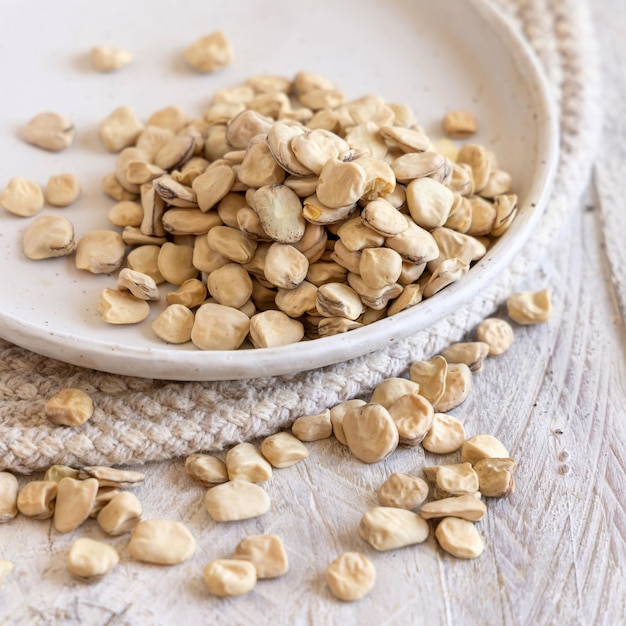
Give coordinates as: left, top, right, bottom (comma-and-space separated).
0, 0, 601, 473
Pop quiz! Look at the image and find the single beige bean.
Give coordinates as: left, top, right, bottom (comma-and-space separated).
421, 413, 466, 454
399, 262, 425, 288
53, 477, 99, 533
316, 282, 363, 320
152, 305, 194, 344
473, 457, 516, 497
232, 534, 289, 579
476, 317, 514, 356
99, 106, 144, 152
226, 443, 273, 483
192, 164, 236, 212
316, 158, 367, 209
264, 243, 309, 289
239, 141, 288, 187
343, 403, 399, 464
467, 196, 497, 235
75, 230, 126, 274
359, 247, 403, 290
491, 193, 518, 236
267, 122, 312, 176
379, 125, 430, 153
22, 215, 76, 260
17, 480, 57, 519
152, 130, 201, 171
385, 216, 439, 265
44, 465, 79, 482
462, 434, 510, 465
108, 200, 143, 228
91, 45, 133, 72
207, 263, 253, 308
0, 177, 44, 217
337, 217, 385, 252
129, 519, 195, 564
429, 227, 486, 274
249, 310, 305, 348
440, 342, 489, 373
480, 169, 512, 199
387, 283, 423, 316
435, 517, 484, 559
23, 111, 75, 151
45, 173, 81, 207
360, 198, 408, 237
420, 493, 486, 521
359, 507, 429, 551
127, 245, 164, 283
67, 538, 119, 581
184, 31, 233, 72
191, 302, 250, 350
254, 184, 306, 244
391, 150, 446, 183
457, 144, 493, 192
207, 225, 257, 264
387, 393, 434, 447
506, 289, 552, 325
203, 480, 271, 522
146, 106, 189, 133
166, 278, 207, 307
0, 560, 14, 591
0, 473, 19, 523
45, 388, 94, 427
409, 356, 447, 406
426, 462, 479, 497
370, 378, 421, 409
442, 111, 478, 138
329, 399, 366, 445
157, 242, 197, 285
377, 473, 428, 510
97, 288, 150, 325
423, 257, 469, 299
204, 559, 257, 597
89, 487, 121, 518
326, 552, 376, 602
406, 177, 454, 230
118, 268, 160, 301
434, 363, 472, 413
78, 466, 145, 489
291, 409, 332, 441
97, 491, 142, 535
226, 109, 273, 149
261, 432, 309, 468
184, 454, 228, 487
102, 172, 138, 202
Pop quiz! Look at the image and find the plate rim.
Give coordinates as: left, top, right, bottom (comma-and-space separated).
0, 0, 560, 381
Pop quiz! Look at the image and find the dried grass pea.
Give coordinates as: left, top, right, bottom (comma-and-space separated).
326, 552, 376, 602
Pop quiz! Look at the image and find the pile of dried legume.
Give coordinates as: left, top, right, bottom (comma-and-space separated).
1, 30, 519, 351
0, 289, 552, 599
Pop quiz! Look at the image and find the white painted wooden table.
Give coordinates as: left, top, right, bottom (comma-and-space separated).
1, 2, 625, 625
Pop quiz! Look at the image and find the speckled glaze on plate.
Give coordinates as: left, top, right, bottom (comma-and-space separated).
0, 0, 558, 380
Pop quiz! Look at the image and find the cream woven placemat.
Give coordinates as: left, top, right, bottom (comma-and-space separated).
0, 0, 601, 474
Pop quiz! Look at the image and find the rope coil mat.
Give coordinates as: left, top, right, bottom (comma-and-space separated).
0, 0, 601, 473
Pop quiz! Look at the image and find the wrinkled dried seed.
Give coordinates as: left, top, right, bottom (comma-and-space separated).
45, 388, 94, 427
377, 473, 428, 510
359, 507, 429, 551
67, 537, 119, 581
23, 112, 75, 151
129, 519, 195, 564
203, 480, 271, 522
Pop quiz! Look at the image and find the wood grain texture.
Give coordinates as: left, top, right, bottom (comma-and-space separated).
1, 2, 625, 625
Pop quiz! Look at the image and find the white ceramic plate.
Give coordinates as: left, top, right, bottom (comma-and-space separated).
0, 0, 558, 381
